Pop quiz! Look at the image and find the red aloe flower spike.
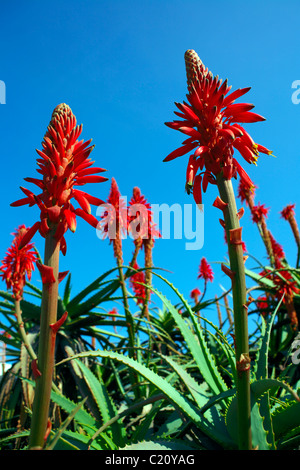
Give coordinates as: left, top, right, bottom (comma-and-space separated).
164, 50, 271, 201
101, 178, 127, 264
129, 262, 147, 305
128, 186, 161, 244
128, 187, 160, 322
251, 203, 269, 223
190, 287, 201, 305
197, 257, 214, 282
281, 204, 296, 220
268, 231, 285, 262
11, 103, 108, 250
250, 202, 275, 264
166, 49, 270, 448
109, 308, 118, 333
237, 178, 256, 209
1, 225, 38, 301
280, 204, 300, 247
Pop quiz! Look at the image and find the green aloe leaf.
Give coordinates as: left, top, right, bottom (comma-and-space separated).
74, 359, 126, 447
57, 350, 235, 449
120, 439, 196, 450
149, 274, 228, 396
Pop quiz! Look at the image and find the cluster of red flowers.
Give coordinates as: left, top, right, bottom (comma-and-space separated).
198, 257, 214, 283
129, 262, 147, 305
128, 187, 160, 243
164, 49, 272, 205
100, 179, 161, 306
11, 103, 108, 254
190, 258, 214, 305
280, 204, 296, 221
251, 203, 269, 224
1, 225, 38, 301
255, 202, 299, 328
100, 180, 160, 248
237, 179, 256, 207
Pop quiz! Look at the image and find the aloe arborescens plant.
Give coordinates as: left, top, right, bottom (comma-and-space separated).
11, 103, 108, 449
164, 49, 273, 449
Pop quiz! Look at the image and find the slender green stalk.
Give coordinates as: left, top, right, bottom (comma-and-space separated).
117, 259, 143, 400
28, 228, 60, 449
217, 174, 252, 450
117, 259, 136, 359
15, 299, 37, 361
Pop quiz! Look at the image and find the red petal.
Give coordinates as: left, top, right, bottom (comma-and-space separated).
75, 208, 100, 228
64, 208, 77, 232
233, 140, 257, 163
223, 103, 254, 117
73, 190, 91, 214
256, 144, 272, 155
178, 127, 202, 139
222, 87, 251, 107
76, 167, 106, 177
18, 222, 41, 249
230, 112, 266, 123
194, 145, 209, 157
233, 158, 255, 188
23, 177, 44, 189
75, 175, 109, 185
10, 197, 32, 207
163, 142, 198, 162
193, 174, 202, 205
47, 205, 61, 223
175, 102, 199, 122
74, 189, 104, 206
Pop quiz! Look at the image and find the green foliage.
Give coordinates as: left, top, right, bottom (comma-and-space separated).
1, 238, 300, 450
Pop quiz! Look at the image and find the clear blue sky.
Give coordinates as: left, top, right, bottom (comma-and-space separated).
1, 0, 300, 328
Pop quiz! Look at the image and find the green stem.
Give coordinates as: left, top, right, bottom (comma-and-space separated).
117, 260, 136, 359
116, 259, 141, 399
15, 299, 37, 361
217, 175, 252, 450
28, 229, 60, 449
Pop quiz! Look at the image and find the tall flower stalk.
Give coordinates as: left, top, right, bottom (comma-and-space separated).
101, 178, 136, 358
128, 187, 160, 320
11, 103, 107, 449
164, 49, 272, 449
1, 225, 38, 362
